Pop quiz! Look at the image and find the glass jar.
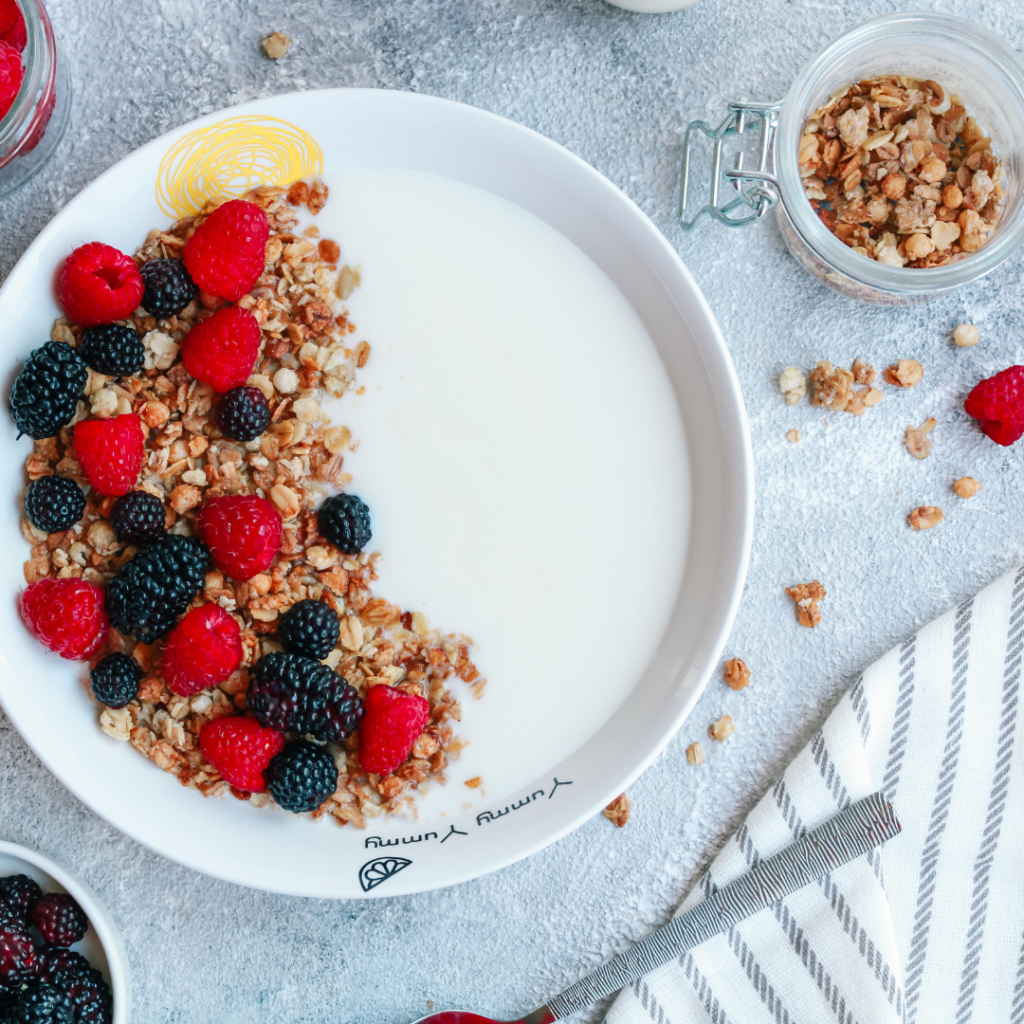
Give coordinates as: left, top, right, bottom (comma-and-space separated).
0, 0, 71, 197
681, 13, 1024, 305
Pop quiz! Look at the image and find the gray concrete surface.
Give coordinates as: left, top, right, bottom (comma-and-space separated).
3, 1, 1024, 1021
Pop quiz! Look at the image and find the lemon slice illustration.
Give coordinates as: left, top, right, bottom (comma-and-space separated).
358, 856, 412, 893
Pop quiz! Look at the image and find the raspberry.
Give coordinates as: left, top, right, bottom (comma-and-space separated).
8, 982, 75, 1024
278, 599, 340, 660
72, 414, 144, 497
139, 258, 196, 318
964, 365, 1024, 446
0, 0, 26, 50
33, 948, 112, 1024
19, 579, 108, 661
197, 494, 282, 580
317, 493, 371, 554
105, 535, 209, 643
0, 924, 33, 986
199, 717, 285, 793
108, 491, 165, 544
0, 876, 41, 921
90, 653, 142, 709
214, 385, 270, 442
182, 306, 261, 393
162, 605, 242, 697
8, 342, 87, 440
247, 652, 363, 742
0, 38, 22, 121
182, 199, 269, 302
263, 741, 338, 813
77, 324, 144, 377
57, 243, 144, 329
24, 476, 85, 534
30, 894, 88, 948
359, 684, 430, 776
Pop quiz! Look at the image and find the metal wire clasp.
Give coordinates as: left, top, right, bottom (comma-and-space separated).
678, 100, 784, 230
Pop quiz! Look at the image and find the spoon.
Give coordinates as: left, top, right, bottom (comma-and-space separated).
411, 791, 901, 1024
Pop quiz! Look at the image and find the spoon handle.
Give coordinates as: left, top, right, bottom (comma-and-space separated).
542, 791, 901, 1022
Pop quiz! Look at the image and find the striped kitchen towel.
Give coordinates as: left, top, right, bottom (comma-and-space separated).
606, 566, 1024, 1024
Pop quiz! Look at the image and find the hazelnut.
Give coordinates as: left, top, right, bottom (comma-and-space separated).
953, 477, 981, 499
909, 505, 944, 530
953, 323, 980, 347
942, 183, 963, 209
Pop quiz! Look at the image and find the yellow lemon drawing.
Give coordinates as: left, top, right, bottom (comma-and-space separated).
156, 115, 323, 219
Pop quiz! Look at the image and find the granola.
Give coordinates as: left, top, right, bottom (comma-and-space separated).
602, 793, 631, 828
23, 181, 485, 827
799, 75, 1004, 267
785, 580, 826, 628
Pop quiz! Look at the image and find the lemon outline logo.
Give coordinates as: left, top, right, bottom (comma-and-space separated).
155, 115, 323, 219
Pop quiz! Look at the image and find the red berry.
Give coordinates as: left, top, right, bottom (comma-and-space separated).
57, 243, 144, 328
200, 716, 285, 792
183, 200, 270, 302
0, 0, 26, 50
73, 414, 144, 496
197, 494, 282, 581
182, 306, 261, 393
964, 365, 1024, 446
162, 604, 242, 697
30, 893, 88, 948
0, 39, 22, 120
359, 684, 430, 776
19, 578, 108, 660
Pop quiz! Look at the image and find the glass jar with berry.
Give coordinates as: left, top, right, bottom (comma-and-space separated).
0, 0, 70, 196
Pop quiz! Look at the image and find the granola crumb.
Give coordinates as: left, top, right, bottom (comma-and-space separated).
909, 505, 944, 530
884, 359, 924, 388
851, 359, 876, 385
686, 741, 705, 765
602, 793, 631, 828
464, 776, 482, 789
262, 32, 291, 59
905, 417, 937, 459
785, 580, 826, 628
953, 323, 980, 347
708, 715, 736, 742
779, 366, 807, 405
953, 476, 981, 498
723, 658, 750, 691
786, 428, 801, 443
809, 360, 854, 411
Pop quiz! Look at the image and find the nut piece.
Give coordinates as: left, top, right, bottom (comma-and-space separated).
884, 359, 924, 388
909, 505, 944, 530
953, 323, 980, 347
723, 657, 750, 691
905, 417, 937, 460
708, 715, 736, 742
785, 580, 826, 628
953, 476, 981, 498
779, 367, 807, 405
851, 359, 876, 386
686, 741, 705, 766
786, 428, 801, 443
464, 776, 482, 789
602, 793, 631, 828
262, 32, 291, 59
809, 361, 854, 411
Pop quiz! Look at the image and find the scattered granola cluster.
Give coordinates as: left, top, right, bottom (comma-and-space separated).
20, 182, 484, 827
602, 793, 631, 828
786, 580, 826, 628
799, 75, 1004, 266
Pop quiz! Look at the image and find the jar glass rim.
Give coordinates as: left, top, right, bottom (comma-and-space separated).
775, 11, 1024, 295
0, 0, 48, 151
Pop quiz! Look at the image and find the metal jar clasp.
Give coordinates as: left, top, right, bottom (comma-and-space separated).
678, 100, 784, 229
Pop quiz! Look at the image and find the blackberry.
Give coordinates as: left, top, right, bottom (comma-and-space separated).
30, 896, 87, 949
33, 949, 112, 1024
139, 258, 196, 318
108, 491, 165, 545
9, 343, 87, 440
317, 493, 371, 554
8, 982, 74, 1024
214, 386, 270, 442
105, 535, 209, 643
0, 877, 41, 921
277, 600, 340, 660
247, 652, 363, 742
0, 925, 34, 987
89, 654, 142, 709
76, 325, 144, 378
24, 477, 85, 535
264, 741, 339, 813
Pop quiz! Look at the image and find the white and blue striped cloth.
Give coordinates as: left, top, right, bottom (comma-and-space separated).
607, 567, 1024, 1024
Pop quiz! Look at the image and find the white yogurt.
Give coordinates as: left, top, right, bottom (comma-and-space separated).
316, 169, 689, 820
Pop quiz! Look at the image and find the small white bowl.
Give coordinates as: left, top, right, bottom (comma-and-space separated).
0, 841, 130, 1024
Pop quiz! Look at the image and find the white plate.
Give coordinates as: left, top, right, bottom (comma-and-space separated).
0, 841, 130, 1022
0, 89, 752, 898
